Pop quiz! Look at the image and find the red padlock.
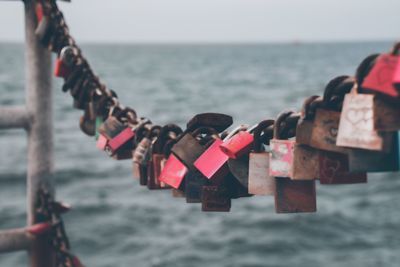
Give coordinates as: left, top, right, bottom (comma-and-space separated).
159, 153, 188, 189
194, 126, 246, 180
54, 46, 79, 79
96, 134, 108, 150
219, 124, 258, 159
106, 127, 135, 155
54, 58, 71, 78
35, 3, 44, 22
393, 56, 400, 89
362, 53, 399, 97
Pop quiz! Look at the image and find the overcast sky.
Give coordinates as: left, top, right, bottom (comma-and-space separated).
0, 0, 399, 43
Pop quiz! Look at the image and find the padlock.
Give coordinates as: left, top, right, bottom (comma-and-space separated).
219, 123, 260, 159
347, 132, 399, 173
394, 55, 400, 89
271, 111, 317, 213
193, 125, 246, 180
270, 111, 319, 180
361, 43, 400, 98
132, 124, 155, 185
149, 124, 182, 190
248, 120, 276, 195
62, 63, 86, 93
97, 108, 140, 159
186, 113, 233, 133
159, 139, 188, 190
96, 134, 108, 150
54, 46, 79, 78
224, 125, 260, 191
73, 76, 97, 110
144, 126, 165, 189
355, 54, 400, 131
201, 185, 231, 212
35, 15, 54, 47
185, 127, 220, 203
296, 76, 354, 154
274, 177, 316, 213
318, 150, 367, 184
35, 3, 44, 22
132, 124, 152, 179
171, 127, 218, 169
79, 105, 96, 136
336, 84, 395, 151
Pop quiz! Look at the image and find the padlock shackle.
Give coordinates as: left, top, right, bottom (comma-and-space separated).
273, 111, 300, 140
192, 127, 220, 139
301, 95, 322, 120
223, 124, 248, 141
163, 139, 177, 157
356, 54, 379, 88
390, 42, 400, 56
152, 124, 183, 153
253, 120, 275, 153
323, 75, 355, 111
147, 125, 162, 140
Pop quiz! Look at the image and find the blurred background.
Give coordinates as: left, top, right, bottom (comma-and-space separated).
1, 1, 400, 266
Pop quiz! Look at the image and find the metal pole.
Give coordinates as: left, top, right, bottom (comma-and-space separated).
0, 106, 30, 130
0, 228, 33, 253
24, 1, 55, 266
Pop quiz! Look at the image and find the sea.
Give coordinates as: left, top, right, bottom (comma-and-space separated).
1, 42, 400, 267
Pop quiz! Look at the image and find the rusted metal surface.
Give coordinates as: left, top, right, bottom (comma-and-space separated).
24, 0, 55, 266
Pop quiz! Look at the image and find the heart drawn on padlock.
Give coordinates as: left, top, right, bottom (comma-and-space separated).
321, 157, 341, 183
345, 108, 373, 130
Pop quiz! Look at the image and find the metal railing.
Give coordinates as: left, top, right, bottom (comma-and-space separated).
0, 0, 55, 266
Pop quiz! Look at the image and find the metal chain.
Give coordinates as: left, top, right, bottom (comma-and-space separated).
35, 187, 80, 267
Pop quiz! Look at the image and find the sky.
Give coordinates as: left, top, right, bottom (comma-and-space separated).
0, 0, 399, 43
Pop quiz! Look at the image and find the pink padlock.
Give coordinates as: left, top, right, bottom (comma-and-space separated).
96, 134, 108, 150
106, 127, 135, 155
159, 154, 188, 189
194, 126, 246, 179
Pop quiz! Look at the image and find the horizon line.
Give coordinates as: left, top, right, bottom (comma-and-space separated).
0, 38, 397, 46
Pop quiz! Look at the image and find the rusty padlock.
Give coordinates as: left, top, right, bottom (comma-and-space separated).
248, 120, 276, 195
296, 76, 354, 154
148, 124, 182, 190
271, 111, 317, 213
132, 125, 158, 186
318, 150, 367, 185
347, 132, 399, 173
